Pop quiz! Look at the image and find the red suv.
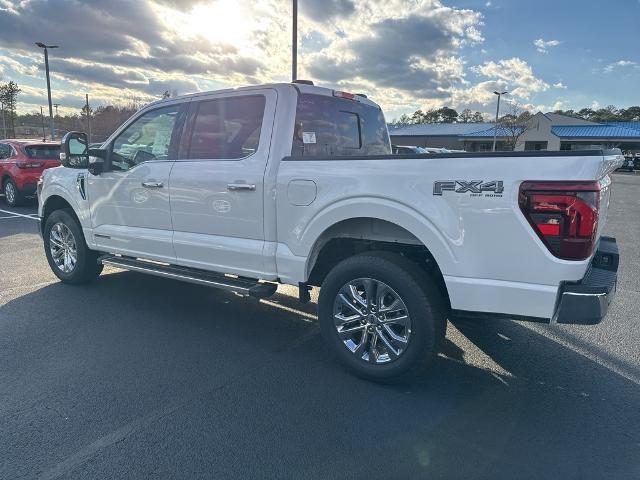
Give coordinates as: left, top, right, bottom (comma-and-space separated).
0, 140, 61, 206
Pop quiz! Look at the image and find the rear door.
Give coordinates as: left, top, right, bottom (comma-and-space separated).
87, 102, 187, 262
169, 89, 276, 278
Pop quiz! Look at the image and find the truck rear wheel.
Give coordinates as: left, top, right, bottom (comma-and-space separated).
318, 251, 446, 382
43, 209, 103, 284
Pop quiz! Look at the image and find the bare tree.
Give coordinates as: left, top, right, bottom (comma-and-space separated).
498, 102, 532, 151
0, 81, 21, 137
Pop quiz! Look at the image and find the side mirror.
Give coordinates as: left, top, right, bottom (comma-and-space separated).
60, 131, 89, 169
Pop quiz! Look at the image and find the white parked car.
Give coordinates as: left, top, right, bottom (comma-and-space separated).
38, 82, 622, 381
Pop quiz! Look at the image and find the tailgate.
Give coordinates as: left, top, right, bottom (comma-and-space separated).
596, 150, 624, 238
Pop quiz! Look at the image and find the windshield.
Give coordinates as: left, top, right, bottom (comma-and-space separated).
25, 145, 60, 160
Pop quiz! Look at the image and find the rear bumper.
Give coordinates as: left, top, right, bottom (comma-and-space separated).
553, 236, 618, 325
21, 182, 37, 195
15, 172, 41, 194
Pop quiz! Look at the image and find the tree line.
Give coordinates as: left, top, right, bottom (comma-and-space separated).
3, 77, 640, 141
392, 107, 486, 125
392, 104, 640, 125
551, 105, 640, 123
0, 80, 151, 142
15, 104, 141, 142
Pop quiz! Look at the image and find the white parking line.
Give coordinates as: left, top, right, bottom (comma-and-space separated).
0, 208, 40, 220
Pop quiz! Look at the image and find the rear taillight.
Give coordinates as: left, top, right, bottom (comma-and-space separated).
17, 162, 44, 169
519, 181, 600, 260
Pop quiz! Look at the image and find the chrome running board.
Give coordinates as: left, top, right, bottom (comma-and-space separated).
100, 255, 278, 298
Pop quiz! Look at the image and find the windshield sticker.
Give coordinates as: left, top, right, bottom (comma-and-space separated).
302, 132, 317, 144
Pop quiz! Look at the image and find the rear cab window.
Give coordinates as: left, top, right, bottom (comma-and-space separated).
292, 93, 391, 157
25, 145, 60, 159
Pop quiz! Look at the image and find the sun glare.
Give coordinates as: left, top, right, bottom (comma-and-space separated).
173, 0, 257, 50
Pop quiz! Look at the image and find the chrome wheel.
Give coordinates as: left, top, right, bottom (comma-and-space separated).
5, 181, 16, 204
333, 278, 411, 364
49, 222, 78, 273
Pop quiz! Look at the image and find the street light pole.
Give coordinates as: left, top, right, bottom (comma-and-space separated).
292, 0, 297, 81
40, 106, 46, 141
492, 90, 508, 152
85, 94, 92, 144
0, 101, 6, 139
36, 42, 58, 141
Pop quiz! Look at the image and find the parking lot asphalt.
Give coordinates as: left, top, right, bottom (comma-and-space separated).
1, 174, 639, 480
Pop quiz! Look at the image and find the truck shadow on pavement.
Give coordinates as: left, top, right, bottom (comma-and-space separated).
2, 270, 639, 480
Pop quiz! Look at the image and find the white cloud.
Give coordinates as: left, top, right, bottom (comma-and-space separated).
604, 60, 638, 73
533, 38, 561, 53
305, 0, 484, 98
553, 82, 567, 89
471, 57, 549, 100
552, 100, 568, 111
0, 0, 565, 119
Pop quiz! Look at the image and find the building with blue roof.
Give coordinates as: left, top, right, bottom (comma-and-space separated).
389, 113, 640, 153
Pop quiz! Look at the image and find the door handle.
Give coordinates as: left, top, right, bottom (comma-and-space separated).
141, 181, 163, 188
227, 183, 256, 191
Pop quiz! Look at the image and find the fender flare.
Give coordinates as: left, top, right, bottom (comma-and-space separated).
298, 196, 458, 279
40, 184, 92, 241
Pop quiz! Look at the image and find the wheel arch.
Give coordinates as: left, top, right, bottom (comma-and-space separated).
41, 194, 77, 235
305, 217, 451, 308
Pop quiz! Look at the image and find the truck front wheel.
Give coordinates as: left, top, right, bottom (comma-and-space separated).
318, 252, 446, 382
43, 209, 103, 284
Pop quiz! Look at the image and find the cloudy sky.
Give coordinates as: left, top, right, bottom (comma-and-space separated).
0, 0, 638, 119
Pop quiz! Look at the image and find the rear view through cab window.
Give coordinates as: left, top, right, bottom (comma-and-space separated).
292, 93, 390, 157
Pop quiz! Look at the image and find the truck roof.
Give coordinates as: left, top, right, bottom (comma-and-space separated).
145, 82, 382, 110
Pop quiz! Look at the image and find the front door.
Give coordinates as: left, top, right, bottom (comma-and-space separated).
169, 89, 276, 278
87, 103, 186, 262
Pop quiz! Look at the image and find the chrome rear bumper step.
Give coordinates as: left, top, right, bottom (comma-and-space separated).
100, 256, 278, 298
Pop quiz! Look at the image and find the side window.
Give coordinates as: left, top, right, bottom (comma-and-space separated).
0, 144, 12, 159
188, 95, 266, 160
110, 105, 182, 171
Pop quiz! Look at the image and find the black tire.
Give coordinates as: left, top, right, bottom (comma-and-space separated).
43, 208, 103, 284
319, 251, 447, 382
3, 177, 23, 207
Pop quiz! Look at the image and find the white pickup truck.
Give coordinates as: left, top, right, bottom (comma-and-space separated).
38, 82, 622, 380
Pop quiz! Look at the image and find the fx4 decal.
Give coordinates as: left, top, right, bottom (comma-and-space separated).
433, 180, 504, 197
